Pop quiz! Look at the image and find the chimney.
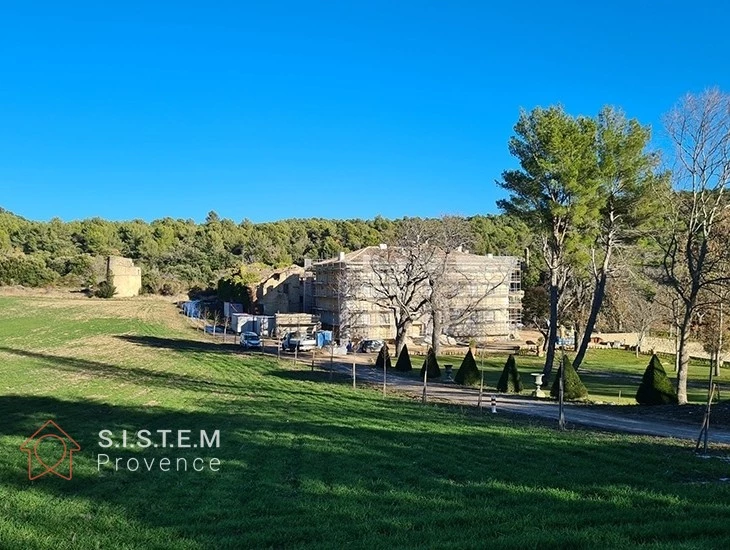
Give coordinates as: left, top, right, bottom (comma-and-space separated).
378, 243, 388, 250
456, 245, 463, 253
338, 252, 346, 261
487, 253, 494, 259
303, 258, 313, 269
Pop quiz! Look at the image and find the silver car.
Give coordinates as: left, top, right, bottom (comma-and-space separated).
240, 332, 263, 351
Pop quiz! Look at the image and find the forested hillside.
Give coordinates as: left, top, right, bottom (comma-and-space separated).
0, 208, 532, 294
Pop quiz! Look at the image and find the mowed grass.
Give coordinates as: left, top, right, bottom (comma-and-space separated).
1, 296, 730, 549
402, 349, 729, 404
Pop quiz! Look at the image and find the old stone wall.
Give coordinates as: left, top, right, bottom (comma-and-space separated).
107, 256, 142, 297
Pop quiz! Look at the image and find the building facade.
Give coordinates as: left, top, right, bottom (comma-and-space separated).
310, 246, 523, 343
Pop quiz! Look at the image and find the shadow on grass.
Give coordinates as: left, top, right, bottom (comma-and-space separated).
117, 334, 240, 354
0, 345, 249, 395
2, 394, 730, 549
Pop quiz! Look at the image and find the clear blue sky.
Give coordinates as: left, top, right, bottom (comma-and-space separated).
1, 1, 728, 223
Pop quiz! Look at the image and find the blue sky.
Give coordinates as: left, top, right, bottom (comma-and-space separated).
1, 1, 728, 223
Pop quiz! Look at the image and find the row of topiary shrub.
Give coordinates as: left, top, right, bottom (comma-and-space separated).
378, 345, 678, 405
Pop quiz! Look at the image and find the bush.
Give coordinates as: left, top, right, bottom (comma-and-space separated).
375, 343, 392, 370
420, 348, 441, 379
454, 349, 480, 385
636, 354, 678, 405
550, 355, 588, 400
94, 280, 117, 299
497, 354, 523, 393
394, 344, 412, 372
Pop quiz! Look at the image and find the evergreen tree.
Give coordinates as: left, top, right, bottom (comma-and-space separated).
420, 348, 441, 379
375, 343, 392, 370
454, 349, 480, 385
394, 343, 413, 372
636, 354, 678, 405
550, 355, 588, 399
497, 354, 523, 393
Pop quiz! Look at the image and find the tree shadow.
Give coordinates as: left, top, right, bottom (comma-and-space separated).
3, 394, 730, 549
116, 334, 240, 354
0, 345, 248, 395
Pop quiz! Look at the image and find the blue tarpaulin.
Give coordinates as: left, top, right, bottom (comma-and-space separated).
316, 331, 333, 348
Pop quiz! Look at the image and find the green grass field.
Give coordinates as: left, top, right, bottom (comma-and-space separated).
2, 294, 730, 549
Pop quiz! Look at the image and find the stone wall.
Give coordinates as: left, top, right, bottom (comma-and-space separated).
107, 256, 142, 297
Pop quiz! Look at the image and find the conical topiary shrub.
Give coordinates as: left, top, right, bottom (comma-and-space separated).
394, 343, 413, 372
454, 349, 480, 385
420, 348, 441, 379
375, 343, 392, 370
550, 355, 588, 400
636, 354, 678, 405
497, 354, 523, 393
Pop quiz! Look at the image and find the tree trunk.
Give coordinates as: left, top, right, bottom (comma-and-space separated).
395, 317, 412, 357
573, 271, 607, 371
716, 304, 723, 376
674, 322, 680, 373
543, 279, 559, 378
676, 318, 691, 405
431, 307, 442, 357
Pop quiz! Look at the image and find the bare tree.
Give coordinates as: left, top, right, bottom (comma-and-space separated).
660, 88, 730, 404
364, 224, 435, 356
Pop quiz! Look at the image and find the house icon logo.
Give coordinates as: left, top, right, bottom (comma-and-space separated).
20, 420, 81, 480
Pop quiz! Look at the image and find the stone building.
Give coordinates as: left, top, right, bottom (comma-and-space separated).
253, 265, 307, 315
310, 246, 522, 343
106, 256, 142, 297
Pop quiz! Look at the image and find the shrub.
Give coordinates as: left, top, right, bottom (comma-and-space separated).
394, 344, 412, 372
420, 348, 441, 379
550, 355, 588, 400
497, 354, 523, 393
375, 343, 392, 370
454, 349, 480, 385
636, 354, 678, 405
94, 280, 117, 299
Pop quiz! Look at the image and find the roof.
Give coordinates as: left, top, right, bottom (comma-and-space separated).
313, 246, 521, 267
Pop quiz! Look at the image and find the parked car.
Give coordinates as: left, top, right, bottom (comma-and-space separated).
240, 331, 263, 351
281, 331, 317, 352
358, 339, 384, 353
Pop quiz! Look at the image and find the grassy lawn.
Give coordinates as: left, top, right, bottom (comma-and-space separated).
2, 295, 730, 549
398, 348, 729, 405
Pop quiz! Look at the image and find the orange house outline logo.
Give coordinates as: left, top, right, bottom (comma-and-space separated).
20, 420, 81, 480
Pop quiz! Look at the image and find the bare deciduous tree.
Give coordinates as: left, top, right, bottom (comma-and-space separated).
660, 88, 730, 404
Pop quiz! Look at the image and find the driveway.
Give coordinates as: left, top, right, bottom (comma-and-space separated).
295, 351, 730, 446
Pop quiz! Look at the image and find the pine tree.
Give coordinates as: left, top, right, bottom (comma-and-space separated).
497, 354, 523, 393
375, 343, 392, 370
550, 355, 588, 399
636, 354, 678, 405
394, 343, 413, 372
420, 348, 441, 379
454, 349, 480, 385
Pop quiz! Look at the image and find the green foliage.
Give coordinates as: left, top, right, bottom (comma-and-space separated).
375, 343, 392, 370
420, 348, 441, 379
454, 349, 480, 385
0, 208, 544, 295
497, 354, 523, 393
550, 355, 588, 400
0, 253, 57, 286
394, 344, 412, 372
636, 354, 678, 405
94, 280, 117, 299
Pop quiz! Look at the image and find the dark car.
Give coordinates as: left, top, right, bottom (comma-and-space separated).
358, 339, 384, 353
240, 331, 263, 351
